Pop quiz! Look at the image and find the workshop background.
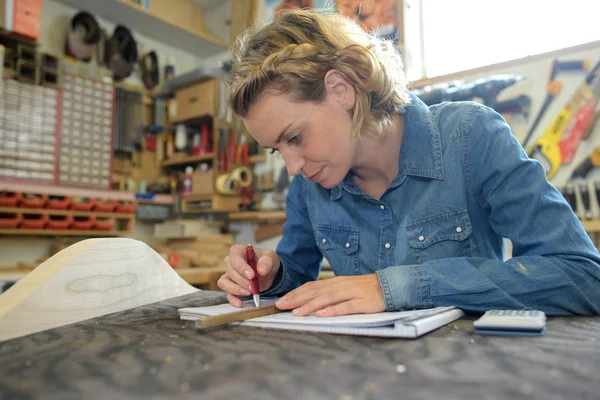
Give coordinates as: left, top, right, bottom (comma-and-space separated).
0, 0, 599, 292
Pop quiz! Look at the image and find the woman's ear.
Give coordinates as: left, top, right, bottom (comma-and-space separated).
324, 70, 355, 111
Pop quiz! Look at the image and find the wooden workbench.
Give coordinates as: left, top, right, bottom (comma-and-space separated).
1, 291, 598, 399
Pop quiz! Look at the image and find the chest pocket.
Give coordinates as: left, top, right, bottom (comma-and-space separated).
316, 226, 360, 275
407, 209, 472, 263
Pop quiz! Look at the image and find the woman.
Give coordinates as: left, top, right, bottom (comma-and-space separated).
217, 9, 600, 317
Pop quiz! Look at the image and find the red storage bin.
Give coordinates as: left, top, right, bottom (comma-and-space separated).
21, 214, 48, 229
93, 199, 118, 212
46, 196, 72, 210
0, 191, 22, 207
115, 200, 137, 213
70, 197, 96, 211
47, 215, 73, 230
94, 217, 115, 231
0, 213, 22, 228
20, 194, 48, 209
72, 216, 96, 230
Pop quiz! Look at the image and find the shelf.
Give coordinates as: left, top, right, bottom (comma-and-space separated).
136, 194, 175, 205
581, 219, 600, 233
0, 207, 135, 219
0, 181, 135, 201
54, 0, 229, 56
0, 229, 131, 237
161, 153, 214, 168
176, 266, 225, 287
227, 211, 286, 221
249, 154, 267, 164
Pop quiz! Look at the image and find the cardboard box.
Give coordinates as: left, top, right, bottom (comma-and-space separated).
192, 170, 213, 195
174, 78, 217, 122
0, 0, 43, 40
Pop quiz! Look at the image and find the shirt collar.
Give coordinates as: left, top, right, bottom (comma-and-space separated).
330, 92, 444, 201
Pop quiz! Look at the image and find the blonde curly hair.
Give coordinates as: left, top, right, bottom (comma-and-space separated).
226, 9, 410, 137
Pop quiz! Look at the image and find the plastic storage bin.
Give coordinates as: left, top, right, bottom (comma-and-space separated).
71, 216, 96, 230
0, 191, 22, 207
70, 197, 96, 211
47, 215, 73, 229
0, 213, 22, 228
20, 194, 48, 209
46, 195, 72, 210
94, 217, 115, 231
21, 214, 48, 229
93, 199, 118, 212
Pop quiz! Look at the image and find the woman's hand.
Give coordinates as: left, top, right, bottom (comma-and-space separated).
217, 245, 281, 307
275, 274, 386, 317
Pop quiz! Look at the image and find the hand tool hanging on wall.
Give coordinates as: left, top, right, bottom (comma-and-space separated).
522, 58, 590, 148
114, 87, 144, 154
105, 25, 138, 81
140, 50, 159, 90
569, 145, 600, 180
528, 60, 600, 179
495, 94, 531, 119
412, 74, 525, 111
65, 11, 101, 62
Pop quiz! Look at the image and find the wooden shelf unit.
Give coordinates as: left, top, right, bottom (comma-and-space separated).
0, 207, 135, 236
582, 219, 600, 233
228, 211, 286, 221
54, 0, 228, 55
161, 153, 215, 168
0, 207, 135, 219
0, 229, 130, 237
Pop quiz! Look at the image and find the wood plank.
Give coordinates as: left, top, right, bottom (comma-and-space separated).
176, 266, 225, 285
0, 181, 134, 201
0, 238, 198, 341
0, 207, 135, 219
228, 211, 286, 221
161, 153, 215, 167
581, 219, 600, 233
254, 221, 284, 242
0, 229, 131, 237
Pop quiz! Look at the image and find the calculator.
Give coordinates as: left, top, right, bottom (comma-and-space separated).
473, 309, 547, 336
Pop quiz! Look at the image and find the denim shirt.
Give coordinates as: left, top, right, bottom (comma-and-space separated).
264, 93, 600, 316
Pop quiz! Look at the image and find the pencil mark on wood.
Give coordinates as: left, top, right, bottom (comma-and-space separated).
67, 273, 138, 293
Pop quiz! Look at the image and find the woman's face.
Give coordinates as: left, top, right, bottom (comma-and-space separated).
242, 74, 358, 188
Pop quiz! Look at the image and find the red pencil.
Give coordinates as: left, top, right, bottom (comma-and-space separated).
245, 244, 260, 307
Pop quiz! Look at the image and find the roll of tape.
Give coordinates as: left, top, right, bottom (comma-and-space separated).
216, 167, 253, 195
231, 166, 253, 188
216, 174, 237, 195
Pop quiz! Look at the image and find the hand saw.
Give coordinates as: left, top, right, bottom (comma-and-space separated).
528, 60, 600, 179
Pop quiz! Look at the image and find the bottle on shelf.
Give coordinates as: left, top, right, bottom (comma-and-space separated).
183, 166, 193, 195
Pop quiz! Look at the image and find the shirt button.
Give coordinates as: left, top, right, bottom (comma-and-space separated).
345, 242, 350, 248
385, 243, 391, 249
418, 235, 425, 242
380, 205, 385, 210
322, 239, 327, 244
455, 227, 462, 233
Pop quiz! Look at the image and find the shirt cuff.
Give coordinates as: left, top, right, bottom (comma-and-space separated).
260, 261, 289, 297
376, 265, 433, 311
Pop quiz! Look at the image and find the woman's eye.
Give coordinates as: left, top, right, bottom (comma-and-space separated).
269, 148, 279, 154
287, 134, 301, 145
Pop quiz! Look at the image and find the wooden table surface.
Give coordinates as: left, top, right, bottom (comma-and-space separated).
1, 291, 599, 400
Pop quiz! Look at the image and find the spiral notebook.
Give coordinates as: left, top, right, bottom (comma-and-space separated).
178, 300, 464, 338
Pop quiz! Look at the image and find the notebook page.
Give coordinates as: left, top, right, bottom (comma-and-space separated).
178, 299, 456, 328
